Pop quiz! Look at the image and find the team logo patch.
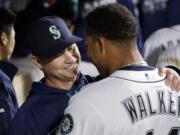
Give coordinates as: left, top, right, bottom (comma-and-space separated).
57, 114, 74, 135
49, 25, 61, 40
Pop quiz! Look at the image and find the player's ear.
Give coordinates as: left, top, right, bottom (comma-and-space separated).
97, 37, 107, 54
31, 55, 43, 70
0, 32, 8, 47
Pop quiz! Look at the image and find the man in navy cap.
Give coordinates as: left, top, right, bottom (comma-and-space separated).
9, 16, 97, 135
9, 16, 180, 135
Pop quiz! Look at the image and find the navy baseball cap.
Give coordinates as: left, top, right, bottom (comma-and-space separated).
27, 16, 82, 59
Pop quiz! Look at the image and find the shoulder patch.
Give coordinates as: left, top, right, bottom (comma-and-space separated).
57, 114, 74, 135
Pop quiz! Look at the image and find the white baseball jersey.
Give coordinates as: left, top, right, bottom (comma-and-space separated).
56, 66, 180, 135
143, 25, 180, 66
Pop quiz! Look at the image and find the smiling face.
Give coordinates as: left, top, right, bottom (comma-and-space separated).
85, 35, 100, 67
85, 35, 109, 77
35, 44, 81, 84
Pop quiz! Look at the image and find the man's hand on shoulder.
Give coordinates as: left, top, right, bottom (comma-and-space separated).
158, 67, 180, 92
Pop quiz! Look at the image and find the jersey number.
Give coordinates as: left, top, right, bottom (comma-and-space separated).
146, 127, 180, 135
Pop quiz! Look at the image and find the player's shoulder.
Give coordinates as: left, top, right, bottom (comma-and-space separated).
72, 68, 161, 100
111, 67, 165, 82
172, 24, 180, 30
70, 77, 112, 101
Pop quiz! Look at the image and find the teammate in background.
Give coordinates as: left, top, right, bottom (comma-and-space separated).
56, 4, 180, 135
143, 25, 180, 66
0, 8, 18, 135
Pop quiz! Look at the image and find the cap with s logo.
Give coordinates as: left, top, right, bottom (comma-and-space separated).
27, 16, 82, 59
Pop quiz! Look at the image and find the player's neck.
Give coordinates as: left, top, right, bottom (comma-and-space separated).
110, 47, 146, 71
120, 49, 147, 68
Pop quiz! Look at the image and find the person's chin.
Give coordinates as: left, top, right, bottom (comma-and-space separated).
66, 74, 78, 82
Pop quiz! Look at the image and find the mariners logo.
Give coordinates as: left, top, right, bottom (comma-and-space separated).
49, 25, 61, 40
57, 114, 73, 135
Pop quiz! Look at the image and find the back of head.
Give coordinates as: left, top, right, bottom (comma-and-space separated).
0, 8, 16, 35
85, 3, 137, 43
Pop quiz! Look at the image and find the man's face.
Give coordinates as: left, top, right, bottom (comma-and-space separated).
2, 27, 15, 60
85, 35, 105, 75
39, 44, 81, 82
85, 35, 98, 64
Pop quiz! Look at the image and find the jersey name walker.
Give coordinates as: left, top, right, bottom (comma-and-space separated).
57, 66, 180, 135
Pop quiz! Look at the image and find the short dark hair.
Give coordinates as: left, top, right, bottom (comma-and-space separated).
85, 3, 137, 42
0, 8, 16, 35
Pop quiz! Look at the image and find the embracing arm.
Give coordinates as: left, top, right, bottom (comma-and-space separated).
158, 67, 180, 92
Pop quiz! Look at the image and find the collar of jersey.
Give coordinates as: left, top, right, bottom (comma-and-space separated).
119, 65, 155, 71
110, 66, 165, 83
